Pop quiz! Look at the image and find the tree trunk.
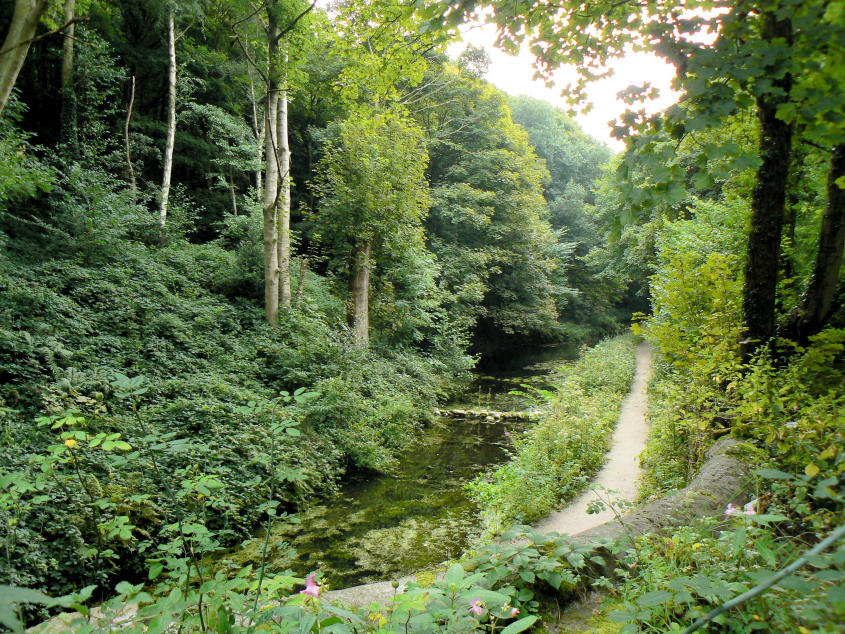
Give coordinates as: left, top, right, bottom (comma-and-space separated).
59, 0, 78, 155
349, 243, 372, 345
277, 83, 292, 309
262, 7, 281, 326
248, 72, 263, 198
781, 140, 807, 284
740, 13, 793, 361
229, 164, 238, 216
0, 0, 48, 117
125, 75, 137, 205
782, 144, 845, 343
295, 257, 307, 309
159, 10, 176, 228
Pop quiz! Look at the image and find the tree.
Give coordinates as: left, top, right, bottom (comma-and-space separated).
312, 112, 430, 345
59, 0, 77, 153
231, 0, 317, 325
0, 0, 48, 117
159, 7, 175, 227
782, 143, 845, 343
413, 61, 561, 346
430, 0, 845, 356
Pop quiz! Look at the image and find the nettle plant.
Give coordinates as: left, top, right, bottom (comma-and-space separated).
607, 468, 844, 633
0, 374, 319, 631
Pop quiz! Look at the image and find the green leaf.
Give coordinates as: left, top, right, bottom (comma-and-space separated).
755, 468, 793, 480
444, 563, 464, 584
500, 615, 538, 634
635, 590, 673, 607
471, 588, 510, 604
149, 562, 164, 580
609, 610, 635, 623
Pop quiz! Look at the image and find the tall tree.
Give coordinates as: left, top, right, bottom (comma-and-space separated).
277, 74, 291, 308
0, 0, 48, 117
159, 7, 176, 227
59, 0, 77, 153
413, 62, 560, 343
312, 112, 430, 345
232, 0, 316, 324
782, 144, 845, 343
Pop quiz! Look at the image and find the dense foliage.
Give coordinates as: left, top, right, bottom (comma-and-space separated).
2, 0, 843, 632
0, 0, 623, 627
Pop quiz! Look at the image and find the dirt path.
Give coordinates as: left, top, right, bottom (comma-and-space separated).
534, 341, 653, 536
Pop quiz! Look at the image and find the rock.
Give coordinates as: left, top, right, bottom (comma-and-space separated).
569, 437, 752, 546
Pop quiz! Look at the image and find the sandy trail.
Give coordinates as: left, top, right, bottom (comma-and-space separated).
534, 341, 653, 536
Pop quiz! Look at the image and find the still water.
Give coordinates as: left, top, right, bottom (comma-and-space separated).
220, 342, 580, 588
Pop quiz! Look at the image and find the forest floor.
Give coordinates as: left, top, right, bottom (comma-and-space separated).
534, 341, 653, 535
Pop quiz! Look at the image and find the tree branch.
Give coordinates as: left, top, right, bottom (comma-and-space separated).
0, 16, 89, 57
278, 0, 319, 41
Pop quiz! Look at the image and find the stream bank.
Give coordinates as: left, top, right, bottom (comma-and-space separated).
216, 342, 582, 588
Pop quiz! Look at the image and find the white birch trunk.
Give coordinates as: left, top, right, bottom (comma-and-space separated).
262, 10, 281, 326
159, 10, 176, 228
0, 0, 48, 117
277, 84, 291, 309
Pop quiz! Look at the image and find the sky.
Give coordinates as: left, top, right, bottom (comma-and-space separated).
448, 20, 680, 152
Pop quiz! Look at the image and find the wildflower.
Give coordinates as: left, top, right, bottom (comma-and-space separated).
724, 503, 739, 516
300, 574, 320, 598
743, 501, 756, 516
469, 598, 484, 617
785, 421, 798, 429
692, 542, 702, 551
510, 607, 519, 617
64, 438, 78, 449
504, 430, 510, 437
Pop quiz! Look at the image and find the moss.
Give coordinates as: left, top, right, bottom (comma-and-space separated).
538, 593, 624, 633
414, 570, 438, 588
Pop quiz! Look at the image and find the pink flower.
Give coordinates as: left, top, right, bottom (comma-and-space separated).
724, 503, 739, 516
300, 574, 321, 598
469, 598, 484, 617
510, 607, 520, 617
504, 430, 510, 437
744, 502, 756, 516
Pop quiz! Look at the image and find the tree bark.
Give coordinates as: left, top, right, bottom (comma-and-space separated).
740, 13, 793, 361
0, 0, 48, 117
804, 144, 845, 326
295, 257, 308, 309
781, 144, 845, 343
59, 0, 78, 154
159, 10, 176, 228
277, 83, 292, 309
349, 243, 372, 345
262, 6, 281, 326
